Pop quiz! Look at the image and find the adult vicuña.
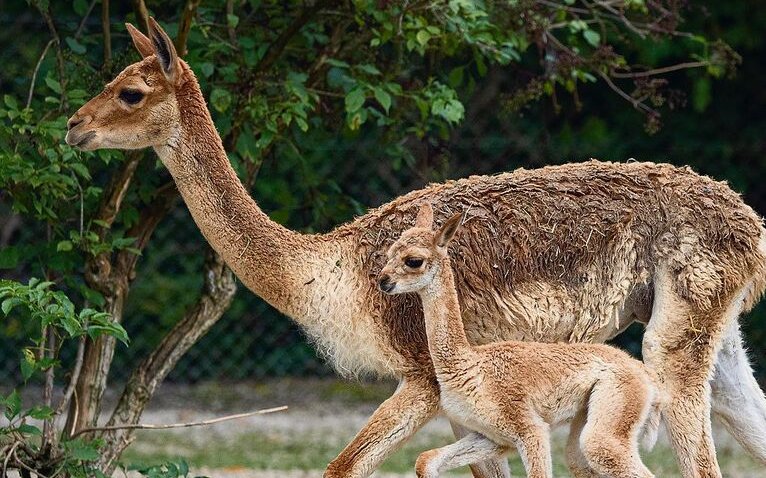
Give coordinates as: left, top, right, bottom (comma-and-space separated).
65, 18, 766, 478
379, 204, 665, 478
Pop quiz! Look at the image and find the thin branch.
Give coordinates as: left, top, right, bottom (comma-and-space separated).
71, 406, 288, 438
597, 70, 655, 115
13, 448, 51, 478
55, 335, 86, 417
176, 0, 201, 56
131, 0, 150, 33
26, 39, 54, 109
74, 0, 99, 39
610, 61, 708, 78
226, 0, 238, 46
102, 0, 112, 65
37, 4, 67, 111
41, 327, 56, 451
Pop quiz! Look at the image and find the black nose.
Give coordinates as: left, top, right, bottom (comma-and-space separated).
67, 117, 83, 130
378, 275, 394, 293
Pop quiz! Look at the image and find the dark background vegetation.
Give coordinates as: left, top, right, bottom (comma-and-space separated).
1, 0, 765, 386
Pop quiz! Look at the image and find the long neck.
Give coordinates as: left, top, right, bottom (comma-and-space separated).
154, 70, 322, 318
418, 259, 476, 372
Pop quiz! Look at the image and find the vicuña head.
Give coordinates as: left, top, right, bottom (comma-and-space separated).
378, 204, 465, 295
65, 18, 184, 151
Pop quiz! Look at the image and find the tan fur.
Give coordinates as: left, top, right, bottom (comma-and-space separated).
380, 206, 665, 478
66, 19, 766, 478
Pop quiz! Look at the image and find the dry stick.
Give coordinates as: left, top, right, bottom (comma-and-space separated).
597, 70, 655, 115
26, 39, 54, 109
71, 406, 288, 439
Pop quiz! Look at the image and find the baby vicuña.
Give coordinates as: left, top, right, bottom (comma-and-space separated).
378, 204, 665, 478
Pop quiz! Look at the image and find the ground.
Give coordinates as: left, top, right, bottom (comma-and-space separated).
108, 378, 765, 477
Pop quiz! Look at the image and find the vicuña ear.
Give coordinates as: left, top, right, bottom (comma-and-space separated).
435, 212, 464, 248
126, 23, 153, 58
415, 203, 434, 228
147, 17, 179, 83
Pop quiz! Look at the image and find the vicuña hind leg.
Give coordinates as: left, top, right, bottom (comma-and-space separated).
580, 379, 654, 478
415, 432, 509, 478
711, 319, 766, 464
642, 269, 728, 478
566, 410, 599, 478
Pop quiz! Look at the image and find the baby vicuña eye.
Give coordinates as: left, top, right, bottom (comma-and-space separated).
404, 258, 424, 268
119, 90, 144, 105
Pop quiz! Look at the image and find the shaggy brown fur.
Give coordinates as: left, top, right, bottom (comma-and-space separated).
65, 19, 766, 478
378, 205, 665, 478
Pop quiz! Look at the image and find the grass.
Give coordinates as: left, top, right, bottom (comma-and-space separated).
121, 421, 763, 476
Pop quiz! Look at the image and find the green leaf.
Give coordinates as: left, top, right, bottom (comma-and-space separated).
21, 348, 36, 381
226, 14, 239, 29
344, 88, 366, 113
27, 405, 54, 420
372, 87, 391, 113
45, 77, 62, 94
4, 390, 20, 419
17, 423, 42, 436
57, 240, 73, 252
65, 37, 87, 54
1, 297, 23, 315
416, 30, 432, 47
199, 62, 214, 78
356, 64, 381, 76
3, 94, 19, 110
583, 30, 601, 47
210, 88, 232, 112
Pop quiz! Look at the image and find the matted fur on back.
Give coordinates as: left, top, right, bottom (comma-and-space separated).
333, 160, 766, 369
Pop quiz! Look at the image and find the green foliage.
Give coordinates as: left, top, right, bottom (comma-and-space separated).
0, 0, 762, 475
132, 459, 209, 478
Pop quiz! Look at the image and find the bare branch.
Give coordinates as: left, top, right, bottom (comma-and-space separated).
74, 0, 98, 39
41, 327, 56, 451
611, 61, 708, 78
55, 335, 86, 417
71, 407, 287, 438
597, 70, 656, 115
176, 0, 202, 56
131, 0, 150, 33
102, 0, 112, 65
26, 39, 54, 109
37, 4, 67, 110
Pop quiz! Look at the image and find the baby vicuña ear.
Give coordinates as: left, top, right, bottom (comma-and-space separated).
126, 23, 153, 58
415, 203, 434, 229
147, 17, 179, 83
435, 212, 464, 248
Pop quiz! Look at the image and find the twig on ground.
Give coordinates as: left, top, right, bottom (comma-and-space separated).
71, 406, 288, 438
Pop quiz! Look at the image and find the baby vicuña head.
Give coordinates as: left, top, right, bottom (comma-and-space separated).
378, 204, 464, 295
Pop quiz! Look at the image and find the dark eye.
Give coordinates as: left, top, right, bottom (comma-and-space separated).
119, 89, 144, 105
404, 257, 424, 268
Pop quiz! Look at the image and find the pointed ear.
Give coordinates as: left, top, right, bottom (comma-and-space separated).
435, 212, 465, 248
414, 203, 434, 229
147, 17, 179, 83
126, 23, 153, 58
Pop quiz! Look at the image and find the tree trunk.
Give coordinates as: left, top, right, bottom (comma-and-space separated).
97, 249, 236, 473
